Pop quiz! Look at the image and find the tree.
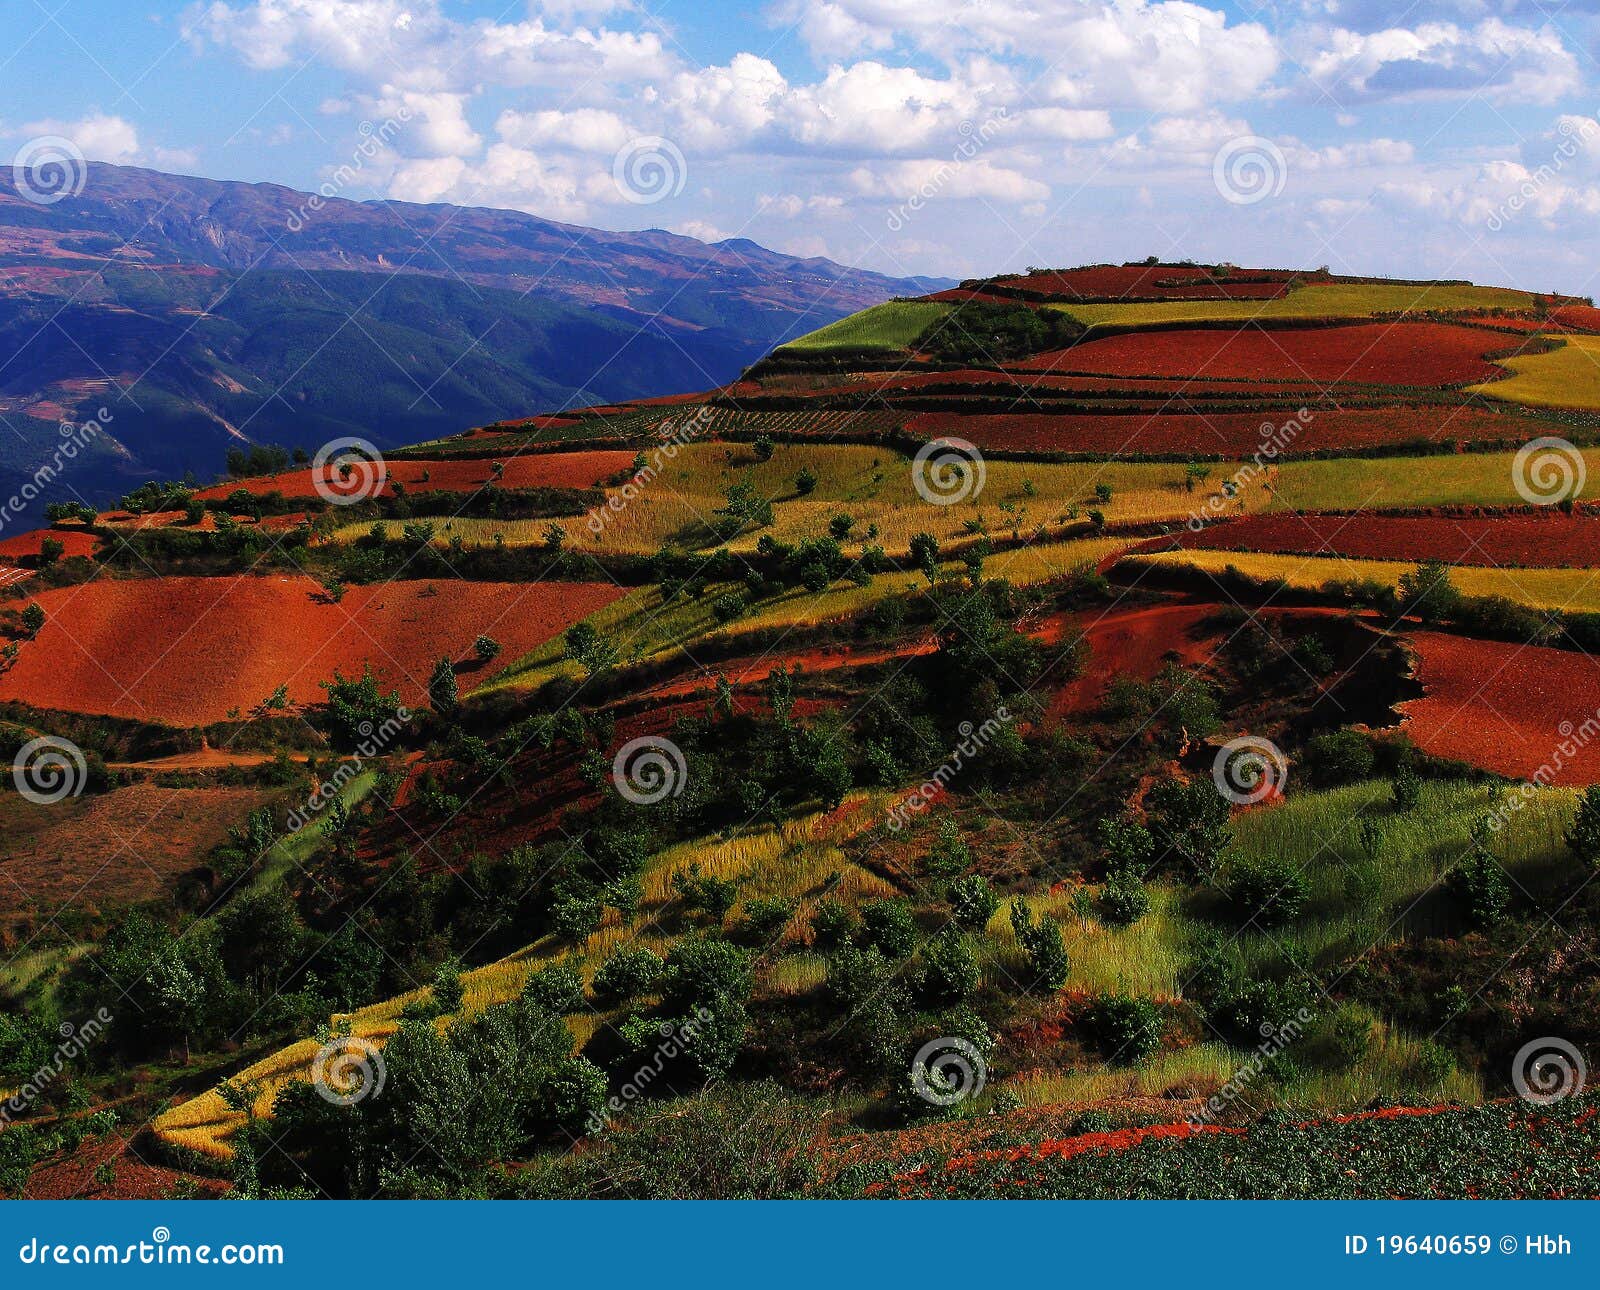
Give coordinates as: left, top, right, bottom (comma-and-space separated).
1087, 994, 1164, 1065
1224, 857, 1309, 928
1567, 785, 1600, 868
541, 521, 565, 552
924, 817, 973, 877
474, 635, 501, 663
564, 621, 618, 677
428, 657, 459, 715
522, 963, 585, 1014
751, 434, 775, 462
1392, 761, 1423, 811
1398, 558, 1462, 624
37, 537, 64, 565
1098, 870, 1150, 927
909, 532, 940, 584
1447, 842, 1510, 929
919, 928, 979, 1003
593, 946, 663, 1001
717, 478, 773, 533
794, 467, 818, 495
1009, 898, 1069, 991
862, 899, 918, 959
20, 603, 45, 637
1145, 774, 1231, 873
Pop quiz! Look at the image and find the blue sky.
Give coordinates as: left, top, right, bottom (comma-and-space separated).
5, 0, 1600, 294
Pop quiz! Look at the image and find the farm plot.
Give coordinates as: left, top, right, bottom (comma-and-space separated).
1470, 334, 1600, 410
1121, 548, 1600, 614
0, 528, 100, 561
777, 301, 950, 352
1019, 322, 1516, 386
0, 576, 626, 725
196, 450, 636, 500
1179, 510, 1600, 567
1401, 631, 1600, 783
1054, 282, 1540, 328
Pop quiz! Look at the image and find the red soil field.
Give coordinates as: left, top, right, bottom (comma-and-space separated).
1551, 305, 1600, 332
991, 264, 1298, 302
195, 450, 633, 501
1177, 510, 1600, 567
0, 576, 626, 725
1400, 632, 1600, 783
1018, 322, 1511, 386
1037, 600, 1223, 720
807, 369, 1334, 400
0, 528, 98, 560
905, 407, 1537, 456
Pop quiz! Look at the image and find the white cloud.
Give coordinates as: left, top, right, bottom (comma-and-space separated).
1303, 19, 1580, 103
22, 112, 141, 162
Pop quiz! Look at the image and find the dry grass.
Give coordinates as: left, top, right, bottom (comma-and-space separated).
1472, 333, 1600, 410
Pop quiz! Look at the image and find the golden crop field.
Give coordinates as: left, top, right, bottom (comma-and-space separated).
1471, 333, 1600, 410
1124, 548, 1600, 613
1054, 282, 1539, 329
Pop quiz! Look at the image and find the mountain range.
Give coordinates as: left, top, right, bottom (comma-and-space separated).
0, 162, 945, 518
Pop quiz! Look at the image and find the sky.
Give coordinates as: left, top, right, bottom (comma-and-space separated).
4, 0, 1600, 294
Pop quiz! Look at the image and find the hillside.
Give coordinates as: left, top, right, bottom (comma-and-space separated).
5, 260, 1600, 1200
0, 162, 945, 520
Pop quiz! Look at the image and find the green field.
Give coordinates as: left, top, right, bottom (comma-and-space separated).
1472, 333, 1600, 410
1053, 282, 1539, 329
1125, 547, 1600, 613
776, 300, 951, 352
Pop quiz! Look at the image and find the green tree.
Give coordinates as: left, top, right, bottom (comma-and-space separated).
20, 603, 45, 636
948, 875, 1000, 930
428, 657, 459, 714
1567, 785, 1600, 867
1009, 898, 1069, 991
474, 635, 501, 662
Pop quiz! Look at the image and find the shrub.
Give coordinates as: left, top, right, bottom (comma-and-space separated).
862, 899, 918, 959
20, 603, 45, 636
1224, 857, 1309, 928
1566, 785, 1600, 868
428, 657, 459, 714
751, 434, 775, 462
474, 635, 502, 662
1446, 840, 1510, 928
711, 591, 748, 624
523, 962, 585, 1014
1303, 729, 1374, 787
593, 946, 663, 1001
1086, 994, 1164, 1065
948, 874, 999, 930
924, 817, 973, 878
1009, 899, 1069, 992
810, 898, 855, 948
794, 467, 818, 496
919, 929, 979, 1004
1098, 870, 1151, 927
737, 897, 796, 944
1392, 761, 1422, 811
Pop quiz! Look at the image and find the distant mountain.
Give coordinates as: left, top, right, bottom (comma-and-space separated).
0, 163, 947, 519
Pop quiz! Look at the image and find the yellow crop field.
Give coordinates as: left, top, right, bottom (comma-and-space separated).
1471, 333, 1600, 410
1124, 548, 1600, 613
1054, 282, 1538, 329
777, 300, 951, 351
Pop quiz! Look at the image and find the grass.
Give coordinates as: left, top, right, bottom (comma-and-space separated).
1052, 282, 1540, 329
1124, 548, 1600, 613
1472, 334, 1600, 410
1267, 444, 1600, 511
777, 301, 950, 352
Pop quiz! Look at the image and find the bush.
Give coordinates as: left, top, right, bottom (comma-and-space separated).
474, 635, 502, 662
592, 946, 663, 1001
1303, 729, 1374, 787
1224, 857, 1309, 928
919, 929, 979, 1004
1567, 785, 1600, 867
948, 874, 999, 930
737, 897, 796, 944
1098, 870, 1151, 927
710, 591, 748, 624
1086, 994, 1164, 1065
1446, 841, 1510, 928
862, 899, 918, 959
794, 467, 818, 496
1009, 899, 1069, 992
20, 603, 45, 636
1392, 761, 1422, 811
523, 962, 585, 1014
810, 898, 855, 948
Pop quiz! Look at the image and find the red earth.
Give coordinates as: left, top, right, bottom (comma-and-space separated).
905, 407, 1538, 456
1551, 305, 1600, 332
195, 450, 634, 501
1176, 509, 1600, 567
0, 528, 99, 560
988, 264, 1300, 302
0, 575, 626, 725
1400, 632, 1600, 784
1017, 322, 1514, 386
